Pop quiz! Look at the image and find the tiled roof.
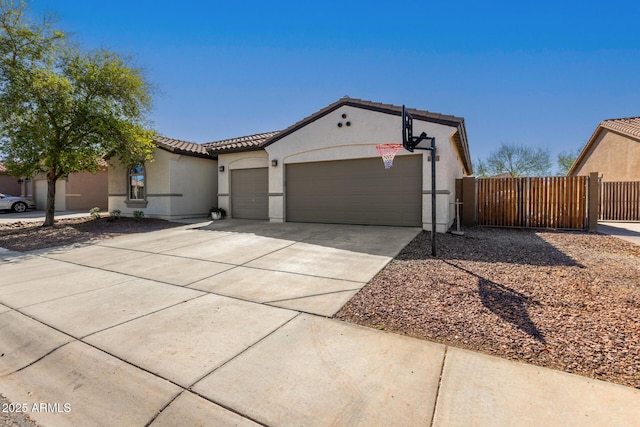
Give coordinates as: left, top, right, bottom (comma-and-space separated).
203, 131, 281, 154
154, 136, 213, 159
600, 117, 640, 138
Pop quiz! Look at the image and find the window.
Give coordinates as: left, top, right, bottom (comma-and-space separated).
128, 164, 146, 201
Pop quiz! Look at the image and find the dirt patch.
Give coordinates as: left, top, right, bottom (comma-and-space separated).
0, 216, 184, 252
335, 227, 640, 389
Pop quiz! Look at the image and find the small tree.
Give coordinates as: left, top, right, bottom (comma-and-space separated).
0, 0, 155, 226
557, 148, 582, 176
476, 144, 551, 177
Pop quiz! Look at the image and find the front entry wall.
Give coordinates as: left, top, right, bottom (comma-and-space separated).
231, 168, 268, 220
286, 156, 422, 226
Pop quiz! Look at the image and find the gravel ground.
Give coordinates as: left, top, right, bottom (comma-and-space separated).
0, 216, 184, 252
0, 394, 38, 427
335, 227, 640, 389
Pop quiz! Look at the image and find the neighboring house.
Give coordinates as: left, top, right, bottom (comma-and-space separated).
32, 169, 108, 211
1, 162, 107, 211
569, 117, 640, 181
108, 137, 218, 219
0, 162, 22, 196
107, 97, 472, 232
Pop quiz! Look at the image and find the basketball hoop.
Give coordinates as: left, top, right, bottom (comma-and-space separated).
376, 143, 403, 169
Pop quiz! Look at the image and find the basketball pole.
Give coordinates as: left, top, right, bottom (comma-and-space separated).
429, 137, 436, 257
402, 105, 437, 257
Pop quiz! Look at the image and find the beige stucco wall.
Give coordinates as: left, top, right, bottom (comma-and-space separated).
31, 171, 107, 212
0, 174, 21, 197
66, 170, 108, 211
216, 151, 269, 217
109, 148, 217, 219
264, 105, 467, 232
573, 129, 640, 181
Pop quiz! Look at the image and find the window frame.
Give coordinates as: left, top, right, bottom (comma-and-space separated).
125, 163, 148, 208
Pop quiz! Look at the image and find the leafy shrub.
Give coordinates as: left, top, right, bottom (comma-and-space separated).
209, 207, 226, 218
89, 207, 101, 220
108, 209, 121, 222
133, 210, 145, 219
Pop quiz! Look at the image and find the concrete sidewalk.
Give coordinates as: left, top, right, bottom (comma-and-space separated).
0, 221, 638, 426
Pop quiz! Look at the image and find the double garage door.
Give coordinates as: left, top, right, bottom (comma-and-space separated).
286, 156, 422, 226
231, 157, 422, 226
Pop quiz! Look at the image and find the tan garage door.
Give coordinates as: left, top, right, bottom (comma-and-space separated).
34, 179, 66, 211
286, 156, 422, 226
231, 168, 268, 220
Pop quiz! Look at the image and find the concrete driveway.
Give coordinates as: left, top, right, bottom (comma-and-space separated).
1, 220, 638, 426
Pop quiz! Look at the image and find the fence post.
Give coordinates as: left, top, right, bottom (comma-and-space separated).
461, 176, 476, 227
588, 172, 599, 232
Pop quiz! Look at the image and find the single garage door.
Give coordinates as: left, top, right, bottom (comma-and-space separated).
286, 156, 422, 226
35, 179, 66, 211
231, 168, 268, 220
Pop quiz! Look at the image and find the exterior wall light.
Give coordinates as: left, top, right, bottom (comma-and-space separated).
219, 165, 225, 172
271, 159, 278, 167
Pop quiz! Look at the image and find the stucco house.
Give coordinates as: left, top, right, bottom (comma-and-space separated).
108, 97, 472, 232
0, 162, 22, 196
108, 136, 218, 219
569, 117, 640, 181
32, 169, 108, 211
0, 163, 106, 211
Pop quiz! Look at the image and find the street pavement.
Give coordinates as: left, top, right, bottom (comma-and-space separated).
0, 220, 638, 426
598, 221, 640, 245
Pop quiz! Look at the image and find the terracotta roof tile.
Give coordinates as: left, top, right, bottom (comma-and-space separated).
154, 136, 213, 159
600, 117, 640, 138
203, 131, 281, 153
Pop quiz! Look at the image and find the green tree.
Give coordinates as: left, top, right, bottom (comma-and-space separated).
475, 144, 551, 177
557, 148, 581, 176
0, 0, 155, 226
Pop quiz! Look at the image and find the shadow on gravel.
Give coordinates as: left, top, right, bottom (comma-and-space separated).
445, 260, 547, 343
398, 228, 584, 267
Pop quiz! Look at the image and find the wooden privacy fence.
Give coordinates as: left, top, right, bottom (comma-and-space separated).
473, 176, 590, 230
599, 181, 640, 221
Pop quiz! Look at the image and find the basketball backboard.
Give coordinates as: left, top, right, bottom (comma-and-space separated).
402, 105, 434, 151
402, 105, 414, 152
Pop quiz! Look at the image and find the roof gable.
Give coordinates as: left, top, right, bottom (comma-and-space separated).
262, 97, 472, 174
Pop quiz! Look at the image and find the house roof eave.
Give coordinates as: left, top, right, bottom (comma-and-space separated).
261, 97, 473, 174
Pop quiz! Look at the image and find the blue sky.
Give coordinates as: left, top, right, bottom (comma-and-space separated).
32, 0, 640, 171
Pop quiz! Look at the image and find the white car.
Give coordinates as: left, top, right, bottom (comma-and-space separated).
0, 193, 36, 213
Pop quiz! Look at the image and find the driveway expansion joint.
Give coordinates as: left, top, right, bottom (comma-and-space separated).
430, 345, 448, 427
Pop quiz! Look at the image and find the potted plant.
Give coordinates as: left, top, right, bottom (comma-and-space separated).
210, 207, 226, 220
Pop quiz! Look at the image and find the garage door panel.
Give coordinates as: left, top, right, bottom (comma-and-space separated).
286, 156, 421, 226
231, 168, 268, 220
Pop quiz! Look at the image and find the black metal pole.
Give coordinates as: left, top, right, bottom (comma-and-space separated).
430, 138, 436, 257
